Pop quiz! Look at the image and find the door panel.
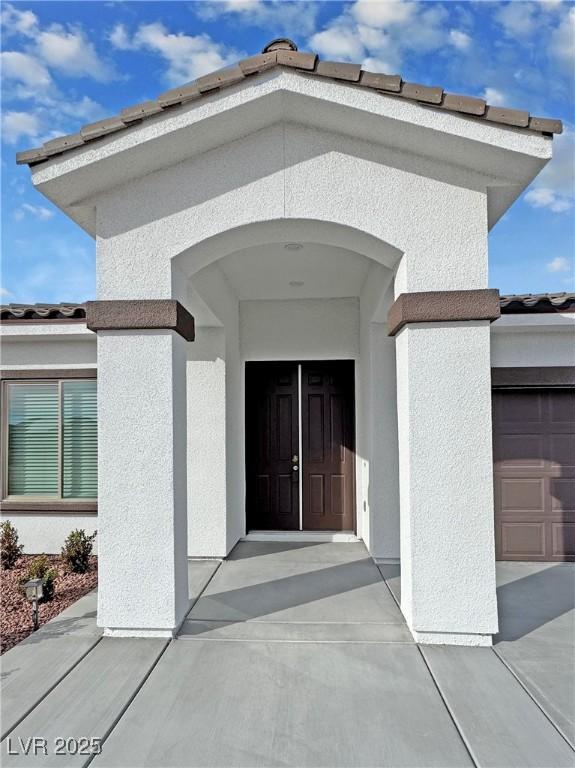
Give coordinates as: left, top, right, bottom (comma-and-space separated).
302, 361, 355, 531
493, 389, 575, 561
246, 363, 299, 531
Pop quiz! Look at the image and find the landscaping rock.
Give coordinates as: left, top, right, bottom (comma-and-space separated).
0, 555, 98, 653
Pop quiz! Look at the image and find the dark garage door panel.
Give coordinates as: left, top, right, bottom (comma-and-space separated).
493, 389, 575, 561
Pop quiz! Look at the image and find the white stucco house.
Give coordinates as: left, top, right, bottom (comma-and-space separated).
2, 39, 574, 647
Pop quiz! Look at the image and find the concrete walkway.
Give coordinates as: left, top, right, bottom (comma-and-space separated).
1, 543, 573, 767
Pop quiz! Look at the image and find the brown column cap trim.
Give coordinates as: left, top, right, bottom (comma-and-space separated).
388, 289, 500, 336
492, 367, 575, 388
1, 368, 96, 380
0, 501, 97, 515
86, 300, 195, 341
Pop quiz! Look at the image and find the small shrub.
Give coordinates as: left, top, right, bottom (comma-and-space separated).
1, 520, 24, 569
61, 529, 97, 574
21, 555, 57, 602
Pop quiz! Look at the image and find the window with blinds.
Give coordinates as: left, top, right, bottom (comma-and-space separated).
4, 380, 97, 499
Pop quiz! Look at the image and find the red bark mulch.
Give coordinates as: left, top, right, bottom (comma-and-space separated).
1, 555, 98, 654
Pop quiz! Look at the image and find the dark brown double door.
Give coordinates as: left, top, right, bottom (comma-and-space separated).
246, 361, 355, 531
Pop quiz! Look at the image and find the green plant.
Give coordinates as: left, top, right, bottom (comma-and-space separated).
1, 520, 23, 569
61, 529, 97, 574
21, 555, 57, 601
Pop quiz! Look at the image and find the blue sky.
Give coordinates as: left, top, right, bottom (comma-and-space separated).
1, 0, 574, 303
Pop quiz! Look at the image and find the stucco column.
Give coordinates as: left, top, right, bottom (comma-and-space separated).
390, 290, 500, 646
87, 300, 194, 637
186, 327, 228, 557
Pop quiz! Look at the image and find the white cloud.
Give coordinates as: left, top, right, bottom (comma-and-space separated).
2, 95, 106, 147
108, 23, 134, 51
0, 3, 38, 37
495, 2, 574, 74
36, 25, 115, 81
351, 0, 415, 28
482, 87, 507, 106
311, 25, 366, 61
496, 2, 538, 37
14, 203, 55, 222
59, 96, 108, 122
401, 5, 448, 52
525, 188, 572, 213
2, 4, 115, 83
362, 55, 397, 74
1, 111, 40, 144
550, 6, 575, 70
2, 12, 110, 143
309, 0, 455, 73
195, 1, 320, 37
1, 287, 14, 298
535, 128, 575, 196
546, 256, 572, 273
110, 22, 240, 85
449, 29, 471, 51
524, 127, 575, 214
220, 0, 261, 9
1, 51, 52, 88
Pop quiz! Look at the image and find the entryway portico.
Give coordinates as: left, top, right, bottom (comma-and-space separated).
19, 39, 560, 645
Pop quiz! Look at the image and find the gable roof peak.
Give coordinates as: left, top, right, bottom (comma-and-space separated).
16, 39, 563, 167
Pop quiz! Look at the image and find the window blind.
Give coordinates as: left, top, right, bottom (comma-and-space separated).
62, 380, 98, 498
7, 383, 59, 496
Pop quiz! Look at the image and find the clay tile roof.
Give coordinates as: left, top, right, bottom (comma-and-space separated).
2, 294, 573, 324
499, 292, 575, 313
0, 303, 87, 321
16, 38, 563, 167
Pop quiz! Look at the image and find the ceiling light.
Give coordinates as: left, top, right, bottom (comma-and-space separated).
289, 281, 305, 287
284, 243, 302, 251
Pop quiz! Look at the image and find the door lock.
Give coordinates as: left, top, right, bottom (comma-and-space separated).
292, 454, 299, 471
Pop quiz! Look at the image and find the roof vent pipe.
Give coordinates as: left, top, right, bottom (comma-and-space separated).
262, 38, 298, 53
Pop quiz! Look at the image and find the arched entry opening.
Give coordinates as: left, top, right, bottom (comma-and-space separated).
172, 219, 403, 560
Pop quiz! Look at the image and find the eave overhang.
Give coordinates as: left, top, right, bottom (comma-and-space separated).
27, 69, 553, 237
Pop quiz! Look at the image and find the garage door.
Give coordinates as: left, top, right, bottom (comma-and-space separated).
493, 389, 575, 561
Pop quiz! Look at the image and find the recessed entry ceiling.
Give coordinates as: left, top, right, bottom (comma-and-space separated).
217, 242, 372, 300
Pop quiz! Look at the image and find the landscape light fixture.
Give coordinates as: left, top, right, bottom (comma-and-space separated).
24, 578, 43, 630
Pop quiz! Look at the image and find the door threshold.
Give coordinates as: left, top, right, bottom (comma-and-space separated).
243, 531, 359, 543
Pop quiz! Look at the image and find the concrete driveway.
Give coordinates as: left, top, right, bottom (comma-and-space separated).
1, 542, 573, 767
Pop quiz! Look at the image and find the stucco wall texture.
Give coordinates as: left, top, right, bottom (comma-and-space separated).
1, 339, 96, 369
96, 330, 189, 635
357, 264, 399, 559
88, 119, 494, 627
240, 298, 359, 360
492, 328, 575, 367
14, 73, 555, 641
396, 321, 498, 644
186, 327, 227, 558
3, 317, 571, 561
0, 515, 97, 555
93, 122, 491, 301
